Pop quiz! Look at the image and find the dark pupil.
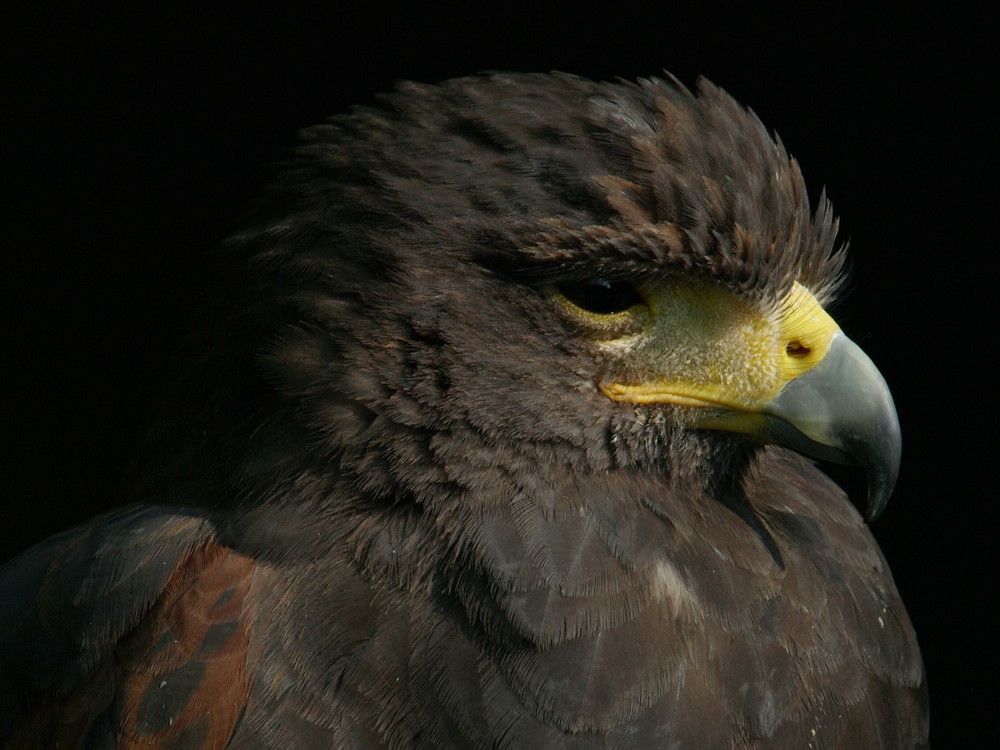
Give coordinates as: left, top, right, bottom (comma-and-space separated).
558, 279, 643, 314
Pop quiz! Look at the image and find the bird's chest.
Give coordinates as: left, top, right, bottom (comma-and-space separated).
233, 492, 909, 747
421, 495, 908, 745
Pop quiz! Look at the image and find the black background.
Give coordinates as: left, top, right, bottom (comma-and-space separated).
2, 4, 993, 745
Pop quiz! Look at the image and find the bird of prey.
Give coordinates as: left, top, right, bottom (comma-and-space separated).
0, 72, 927, 748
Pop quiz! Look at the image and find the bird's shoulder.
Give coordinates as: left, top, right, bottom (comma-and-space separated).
0, 505, 259, 747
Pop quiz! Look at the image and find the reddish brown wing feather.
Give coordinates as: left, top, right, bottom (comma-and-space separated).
1, 509, 256, 749
115, 541, 256, 748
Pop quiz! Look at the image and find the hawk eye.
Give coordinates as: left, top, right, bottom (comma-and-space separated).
557, 279, 644, 315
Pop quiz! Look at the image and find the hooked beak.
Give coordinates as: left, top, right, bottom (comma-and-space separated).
756, 332, 901, 519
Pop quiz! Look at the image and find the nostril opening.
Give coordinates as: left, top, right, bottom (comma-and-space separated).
786, 341, 811, 358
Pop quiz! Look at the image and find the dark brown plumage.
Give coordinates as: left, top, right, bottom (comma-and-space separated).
0, 73, 927, 748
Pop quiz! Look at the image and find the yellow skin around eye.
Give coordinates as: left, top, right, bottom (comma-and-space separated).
552, 282, 651, 339
556, 279, 840, 413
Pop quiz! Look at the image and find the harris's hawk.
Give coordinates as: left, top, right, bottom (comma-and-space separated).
0, 73, 927, 748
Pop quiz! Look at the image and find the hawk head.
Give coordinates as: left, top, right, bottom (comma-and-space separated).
137, 73, 898, 540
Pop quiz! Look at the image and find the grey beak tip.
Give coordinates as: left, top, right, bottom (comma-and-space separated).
862, 435, 900, 522
866, 481, 891, 522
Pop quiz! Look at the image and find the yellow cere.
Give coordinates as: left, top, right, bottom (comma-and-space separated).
588, 280, 840, 413
774, 282, 840, 380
